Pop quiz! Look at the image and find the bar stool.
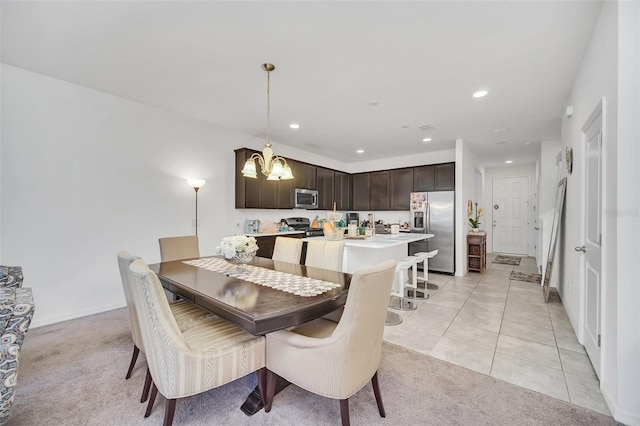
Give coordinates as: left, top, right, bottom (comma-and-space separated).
388, 257, 418, 311
414, 250, 440, 291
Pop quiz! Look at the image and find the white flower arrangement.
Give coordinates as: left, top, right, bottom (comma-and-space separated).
216, 235, 259, 259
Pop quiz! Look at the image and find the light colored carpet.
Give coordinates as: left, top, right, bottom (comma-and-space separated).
11, 308, 615, 425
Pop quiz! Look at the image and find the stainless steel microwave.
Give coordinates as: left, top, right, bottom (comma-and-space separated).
294, 188, 318, 209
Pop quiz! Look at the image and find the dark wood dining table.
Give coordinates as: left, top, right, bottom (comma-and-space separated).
148, 256, 352, 415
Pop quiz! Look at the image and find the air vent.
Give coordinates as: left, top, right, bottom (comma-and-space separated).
419, 124, 435, 132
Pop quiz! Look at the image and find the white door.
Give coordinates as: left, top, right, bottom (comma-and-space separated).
581, 104, 603, 378
492, 177, 529, 254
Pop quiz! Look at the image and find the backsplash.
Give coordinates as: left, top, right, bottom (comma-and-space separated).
232, 209, 412, 233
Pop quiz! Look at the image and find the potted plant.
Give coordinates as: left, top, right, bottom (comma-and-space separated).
468, 201, 483, 232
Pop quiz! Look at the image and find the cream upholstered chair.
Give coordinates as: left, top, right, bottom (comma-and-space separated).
305, 240, 346, 323
271, 237, 303, 264
127, 258, 266, 426
264, 260, 396, 426
158, 235, 200, 262
304, 240, 345, 271
117, 251, 215, 403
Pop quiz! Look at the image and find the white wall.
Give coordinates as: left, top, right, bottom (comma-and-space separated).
483, 164, 537, 257
0, 65, 458, 327
560, 1, 640, 423
455, 139, 483, 276
539, 140, 562, 216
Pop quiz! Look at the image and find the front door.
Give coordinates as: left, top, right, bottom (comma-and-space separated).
581, 102, 603, 379
492, 176, 529, 254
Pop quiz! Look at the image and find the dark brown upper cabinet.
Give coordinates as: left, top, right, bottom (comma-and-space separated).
413, 165, 435, 192
235, 148, 293, 209
334, 171, 352, 211
434, 163, 455, 190
292, 161, 317, 190
369, 171, 390, 211
390, 168, 414, 210
352, 173, 370, 211
316, 167, 335, 210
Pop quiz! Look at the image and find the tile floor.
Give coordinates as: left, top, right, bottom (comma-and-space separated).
383, 253, 611, 416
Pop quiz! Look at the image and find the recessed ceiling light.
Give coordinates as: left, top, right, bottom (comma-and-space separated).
369, 102, 379, 106
505, 160, 513, 164
524, 142, 532, 145
289, 123, 300, 129
473, 90, 488, 98
493, 128, 509, 133
422, 138, 432, 142
356, 149, 364, 154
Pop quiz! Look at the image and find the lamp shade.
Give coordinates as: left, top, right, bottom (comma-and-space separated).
241, 160, 258, 178
187, 179, 206, 189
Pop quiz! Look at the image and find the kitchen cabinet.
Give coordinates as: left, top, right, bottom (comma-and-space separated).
467, 232, 486, 273
413, 165, 435, 192
292, 161, 317, 190
316, 167, 335, 210
255, 233, 304, 259
413, 162, 455, 192
435, 163, 455, 191
352, 173, 371, 211
390, 168, 413, 210
334, 171, 352, 211
370, 171, 390, 210
235, 148, 293, 209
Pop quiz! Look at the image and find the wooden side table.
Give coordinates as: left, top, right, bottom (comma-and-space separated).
467, 232, 487, 273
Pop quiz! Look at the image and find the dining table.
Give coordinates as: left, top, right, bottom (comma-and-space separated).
148, 255, 352, 415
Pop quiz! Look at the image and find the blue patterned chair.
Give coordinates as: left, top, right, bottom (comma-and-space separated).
0, 266, 23, 290
0, 286, 35, 425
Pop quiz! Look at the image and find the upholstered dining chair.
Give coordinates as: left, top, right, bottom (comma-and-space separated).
117, 251, 215, 403
264, 260, 396, 426
304, 240, 345, 271
127, 258, 266, 426
0, 266, 23, 289
271, 237, 303, 264
158, 235, 200, 262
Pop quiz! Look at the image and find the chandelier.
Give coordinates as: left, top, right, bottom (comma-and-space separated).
241, 63, 294, 180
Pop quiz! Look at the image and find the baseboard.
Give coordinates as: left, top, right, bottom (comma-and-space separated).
602, 385, 640, 425
30, 302, 126, 329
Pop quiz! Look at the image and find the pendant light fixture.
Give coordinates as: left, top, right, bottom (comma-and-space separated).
241, 63, 294, 180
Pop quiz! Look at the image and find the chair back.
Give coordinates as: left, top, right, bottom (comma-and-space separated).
0, 287, 35, 425
158, 236, 200, 262
272, 237, 303, 264
332, 260, 396, 384
304, 240, 345, 271
0, 266, 23, 289
127, 259, 191, 397
117, 251, 144, 351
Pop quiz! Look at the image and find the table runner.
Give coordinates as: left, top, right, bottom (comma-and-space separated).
183, 258, 341, 297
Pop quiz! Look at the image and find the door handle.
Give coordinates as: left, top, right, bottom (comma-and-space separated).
574, 246, 586, 253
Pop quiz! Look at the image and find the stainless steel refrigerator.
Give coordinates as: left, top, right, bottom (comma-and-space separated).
409, 191, 455, 274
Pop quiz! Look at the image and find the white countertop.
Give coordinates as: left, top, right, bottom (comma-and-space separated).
243, 231, 305, 237
302, 233, 433, 249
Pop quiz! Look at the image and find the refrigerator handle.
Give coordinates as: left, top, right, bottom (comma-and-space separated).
426, 203, 430, 233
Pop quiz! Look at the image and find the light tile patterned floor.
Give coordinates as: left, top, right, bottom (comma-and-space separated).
383, 253, 611, 416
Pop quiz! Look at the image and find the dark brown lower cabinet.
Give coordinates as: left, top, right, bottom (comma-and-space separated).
255, 233, 304, 260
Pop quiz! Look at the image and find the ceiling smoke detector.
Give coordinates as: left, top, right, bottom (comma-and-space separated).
419, 124, 435, 132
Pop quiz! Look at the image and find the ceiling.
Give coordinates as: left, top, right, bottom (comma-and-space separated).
1, 1, 603, 168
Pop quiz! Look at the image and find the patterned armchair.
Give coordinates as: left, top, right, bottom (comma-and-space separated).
0, 266, 23, 290
0, 286, 35, 425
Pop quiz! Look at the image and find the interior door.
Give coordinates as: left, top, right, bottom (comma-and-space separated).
492, 177, 529, 254
581, 104, 603, 379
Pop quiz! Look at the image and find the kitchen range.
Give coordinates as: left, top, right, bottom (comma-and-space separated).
281, 217, 324, 237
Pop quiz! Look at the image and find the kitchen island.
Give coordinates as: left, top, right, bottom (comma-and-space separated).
302, 233, 433, 273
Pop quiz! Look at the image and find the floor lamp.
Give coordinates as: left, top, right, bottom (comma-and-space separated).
187, 179, 205, 236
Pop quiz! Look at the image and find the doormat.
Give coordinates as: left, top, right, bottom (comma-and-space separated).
510, 271, 542, 284
493, 255, 521, 265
